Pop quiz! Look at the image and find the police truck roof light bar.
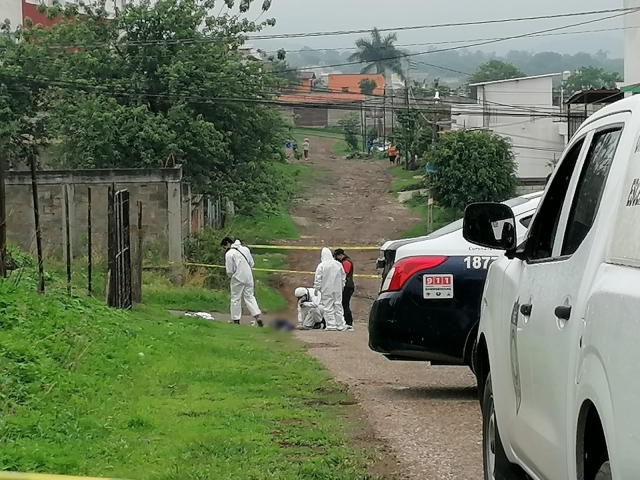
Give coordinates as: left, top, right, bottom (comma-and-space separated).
381, 256, 448, 292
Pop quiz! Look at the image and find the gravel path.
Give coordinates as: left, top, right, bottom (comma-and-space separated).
279, 136, 483, 479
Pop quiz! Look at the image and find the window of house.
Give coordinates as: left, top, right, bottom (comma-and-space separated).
342, 87, 349, 93
526, 138, 585, 261
561, 128, 622, 256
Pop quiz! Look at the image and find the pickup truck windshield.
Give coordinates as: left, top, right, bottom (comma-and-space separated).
426, 196, 533, 240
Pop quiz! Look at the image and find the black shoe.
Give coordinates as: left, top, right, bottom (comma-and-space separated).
233, 320, 241, 325
257, 320, 264, 328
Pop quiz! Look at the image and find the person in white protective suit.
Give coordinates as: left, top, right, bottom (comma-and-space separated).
221, 237, 263, 327
294, 287, 325, 330
314, 247, 350, 332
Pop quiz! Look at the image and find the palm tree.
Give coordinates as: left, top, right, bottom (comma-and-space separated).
347, 28, 407, 79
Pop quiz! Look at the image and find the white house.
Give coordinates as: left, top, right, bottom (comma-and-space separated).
451, 74, 566, 179
620, 0, 640, 94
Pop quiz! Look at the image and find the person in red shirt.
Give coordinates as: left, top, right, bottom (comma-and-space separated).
334, 249, 355, 330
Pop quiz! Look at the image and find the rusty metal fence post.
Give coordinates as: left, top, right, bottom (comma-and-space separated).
107, 186, 132, 309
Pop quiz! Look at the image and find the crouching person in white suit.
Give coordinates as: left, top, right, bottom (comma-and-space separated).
314, 247, 348, 332
295, 287, 325, 330
221, 237, 263, 327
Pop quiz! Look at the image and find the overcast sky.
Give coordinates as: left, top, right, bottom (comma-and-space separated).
248, 0, 626, 56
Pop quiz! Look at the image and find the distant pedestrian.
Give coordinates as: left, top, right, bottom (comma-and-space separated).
303, 138, 310, 159
334, 249, 355, 330
292, 140, 298, 153
285, 139, 292, 158
395, 149, 401, 166
388, 145, 397, 165
221, 237, 263, 327
367, 139, 373, 155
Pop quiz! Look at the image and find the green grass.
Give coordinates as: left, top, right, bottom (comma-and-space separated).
291, 126, 343, 139
143, 254, 290, 313
400, 196, 462, 239
226, 211, 299, 244
0, 279, 378, 479
291, 128, 363, 156
387, 167, 460, 239
388, 166, 424, 194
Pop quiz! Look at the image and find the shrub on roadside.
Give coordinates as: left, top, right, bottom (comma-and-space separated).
428, 130, 518, 210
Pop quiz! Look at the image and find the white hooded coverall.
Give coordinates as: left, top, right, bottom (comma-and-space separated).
296, 287, 324, 329
225, 240, 261, 321
314, 247, 346, 331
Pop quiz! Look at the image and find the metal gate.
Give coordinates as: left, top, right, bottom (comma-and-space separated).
107, 186, 132, 309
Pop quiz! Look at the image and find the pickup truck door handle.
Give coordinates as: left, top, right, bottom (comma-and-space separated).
555, 305, 572, 321
520, 304, 533, 317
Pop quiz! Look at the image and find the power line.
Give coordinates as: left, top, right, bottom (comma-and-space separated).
4, 7, 636, 52
0, 77, 567, 118
260, 11, 634, 76
246, 7, 638, 41
278, 25, 640, 54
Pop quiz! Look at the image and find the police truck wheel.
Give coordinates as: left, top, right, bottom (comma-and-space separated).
594, 462, 612, 480
483, 372, 526, 480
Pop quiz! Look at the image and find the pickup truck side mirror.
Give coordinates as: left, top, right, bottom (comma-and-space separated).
463, 203, 518, 251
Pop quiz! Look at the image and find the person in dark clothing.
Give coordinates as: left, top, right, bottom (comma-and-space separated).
334, 248, 355, 330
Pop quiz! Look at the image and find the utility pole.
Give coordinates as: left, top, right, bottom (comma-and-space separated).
403, 57, 411, 170
29, 149, 44, 293
432, 79, 440, 146
382, 83, 387, 150
360, 102, 366, 152
0, 153, 6, 278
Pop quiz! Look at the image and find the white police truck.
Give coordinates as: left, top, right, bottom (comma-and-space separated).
464, 95, 640, 480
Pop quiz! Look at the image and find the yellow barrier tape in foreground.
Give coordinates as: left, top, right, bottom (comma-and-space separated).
183, 262, 381, 279
0, 473, 123, 480
247, 245, 380, 251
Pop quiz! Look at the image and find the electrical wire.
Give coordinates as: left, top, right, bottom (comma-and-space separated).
4, 8, 636, 56
244, 7, 639, 41
253, 10, 636, 76
276, 25, 640, 54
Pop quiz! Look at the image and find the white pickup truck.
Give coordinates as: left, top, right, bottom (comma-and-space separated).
463, 95, 640, 480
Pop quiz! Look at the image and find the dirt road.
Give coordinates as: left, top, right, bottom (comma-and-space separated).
280, 136, 483, 479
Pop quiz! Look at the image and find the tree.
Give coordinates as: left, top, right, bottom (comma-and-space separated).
5, 0, 294, 213
359, 78, 377, 95
395, 109, 434, 169
337, 114, 360, 152
467, 60, 524, 91
562, 67, 622, 95
347, 28, 407, 78
466, 60, 525, 99
429, 131, 517, 211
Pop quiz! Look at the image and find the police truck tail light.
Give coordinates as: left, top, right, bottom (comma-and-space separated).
381, 256, 448, 292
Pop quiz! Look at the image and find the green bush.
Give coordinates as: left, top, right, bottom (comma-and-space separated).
429, 130, 518, 210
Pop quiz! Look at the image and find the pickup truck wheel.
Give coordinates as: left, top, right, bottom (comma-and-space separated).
483, 372, 525, 480
594, 462, 612, 480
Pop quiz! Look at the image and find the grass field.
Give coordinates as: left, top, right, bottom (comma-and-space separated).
387, 167, 461, 239
0, 278, 380, 479
388, 166, 424, 194
291, 128, 360, 157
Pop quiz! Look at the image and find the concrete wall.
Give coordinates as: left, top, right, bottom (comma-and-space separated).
625, 0, 640, 86
478, 76, 555, 108
516, 178, 547, 195
452, 77, 565, 178
0, 0, 22, 30
5, 167, 184, 265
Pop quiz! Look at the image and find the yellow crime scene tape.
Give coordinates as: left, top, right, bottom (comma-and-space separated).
183, 262, 381, 279
0, 473, 123, 480
247, 245, 380, 251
